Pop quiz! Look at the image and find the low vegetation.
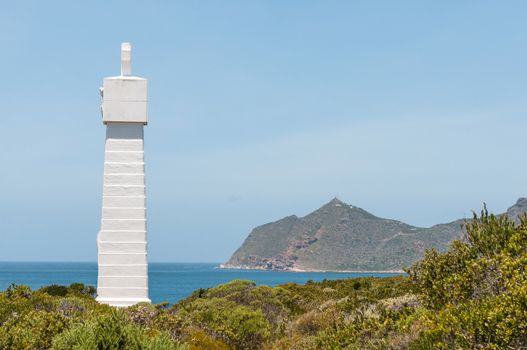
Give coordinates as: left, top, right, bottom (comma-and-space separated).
1, 208, 526, 349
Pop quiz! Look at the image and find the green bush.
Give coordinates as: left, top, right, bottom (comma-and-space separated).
51, 309, 185, 350
181, 297, 271, 349
5, 284, 32, 300
408, 209, 527, 348
0, 309, 69, 349
68, 283, 97, 297
39, 284, 69, 297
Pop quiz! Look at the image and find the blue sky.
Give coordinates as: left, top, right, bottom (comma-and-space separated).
1, 1, 526, 262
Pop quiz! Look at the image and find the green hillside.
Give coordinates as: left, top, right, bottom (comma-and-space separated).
224, 198, 527, 271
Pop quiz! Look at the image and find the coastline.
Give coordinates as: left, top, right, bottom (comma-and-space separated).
219, 264, 405, 274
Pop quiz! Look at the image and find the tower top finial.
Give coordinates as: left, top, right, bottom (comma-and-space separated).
121, 42, 131, 76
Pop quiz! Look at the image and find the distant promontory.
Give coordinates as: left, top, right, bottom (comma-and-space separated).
222, 197, 527, 272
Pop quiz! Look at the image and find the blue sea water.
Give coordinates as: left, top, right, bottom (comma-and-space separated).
0, 262, 402, 304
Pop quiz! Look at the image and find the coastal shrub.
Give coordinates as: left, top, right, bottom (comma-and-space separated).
204, 281, 299, 323
51, 308, 185, 350
68, 283, 97, 297
179, 280, 300, 340
180, 297, 271, 349
185, 328, 231, 350
40, 284, 69, 297
244, 285, 299, 328
281, 276, 411, 312
338, 305, 417, 348
408, 209, 527, 348
0, 309, 69, 349
291, 306, 342, 336
127, 303, 159, 327
199, 280, 256, 299
149, 310, 187, 340
0, 285, 58, 325
38, 283, 96, 298
5, 284, 32, 300
55, 297, 88, 318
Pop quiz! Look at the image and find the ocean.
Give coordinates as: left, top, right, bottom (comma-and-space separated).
0, 262, 403, 304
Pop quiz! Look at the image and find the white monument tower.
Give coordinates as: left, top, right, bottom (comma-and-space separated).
96, 43, 151, 307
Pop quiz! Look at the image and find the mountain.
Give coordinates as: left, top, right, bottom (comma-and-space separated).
223, 197, 527, 271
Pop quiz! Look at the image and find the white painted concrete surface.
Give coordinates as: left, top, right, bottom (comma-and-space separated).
97, 43, 151, 307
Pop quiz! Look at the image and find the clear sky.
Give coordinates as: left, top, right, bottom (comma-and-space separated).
1, 1, 526, 262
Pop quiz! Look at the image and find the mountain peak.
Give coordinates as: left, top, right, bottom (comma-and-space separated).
327, 197, 346, 206
506, 198, 527, 222
507, 197, 527, 211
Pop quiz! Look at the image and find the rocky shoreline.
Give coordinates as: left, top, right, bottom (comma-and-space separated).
219, 263, 405, 274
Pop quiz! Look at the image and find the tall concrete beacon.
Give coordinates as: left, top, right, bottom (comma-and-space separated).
96, 43, 151, 307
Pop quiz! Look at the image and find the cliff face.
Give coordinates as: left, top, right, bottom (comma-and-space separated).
223, 198, 527, 271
